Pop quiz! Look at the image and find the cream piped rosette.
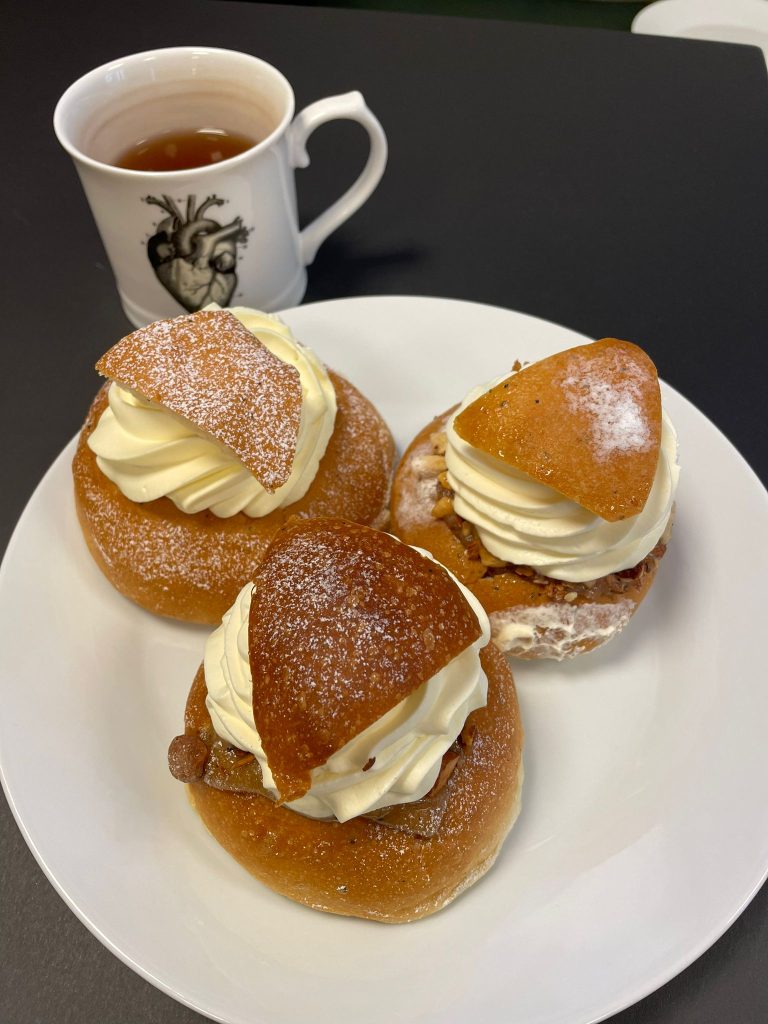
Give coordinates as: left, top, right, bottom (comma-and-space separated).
447, 338, 680, 583
446, 402, 679, 583
88, 306, 336, 517
203, 522, 491, 823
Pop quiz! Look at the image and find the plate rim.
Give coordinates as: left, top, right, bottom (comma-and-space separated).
2, 294, 768, 1024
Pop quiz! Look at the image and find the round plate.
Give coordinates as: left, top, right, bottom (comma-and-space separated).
633, 0, 768, 62
2, 296, 768, 1024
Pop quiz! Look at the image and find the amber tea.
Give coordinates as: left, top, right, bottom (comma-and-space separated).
115, 127, 258, 171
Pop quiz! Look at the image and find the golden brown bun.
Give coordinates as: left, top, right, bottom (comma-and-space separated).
391, 411, 665, 660
72, 373, 395, 624
245, 518, 484, 800
184, 642, 523, 923
453, 339, 662, 522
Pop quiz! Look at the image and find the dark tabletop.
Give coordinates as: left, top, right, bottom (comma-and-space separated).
2, 1, 768, 1021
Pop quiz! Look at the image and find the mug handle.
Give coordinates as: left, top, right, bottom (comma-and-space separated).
287, 91, 387, 266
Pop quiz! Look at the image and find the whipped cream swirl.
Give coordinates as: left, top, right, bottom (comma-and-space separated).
446, 382, 679, 583
87, 306, 336, 518
204, 558, 490, 823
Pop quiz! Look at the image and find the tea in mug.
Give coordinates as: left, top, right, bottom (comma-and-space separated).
115, 127, 258, 171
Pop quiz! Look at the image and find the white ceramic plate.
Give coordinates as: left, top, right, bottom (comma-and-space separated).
633, 0, 768, 63
2, 296, 768, 1024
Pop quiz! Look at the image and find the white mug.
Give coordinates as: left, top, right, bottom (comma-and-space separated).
54, 46, 387, 327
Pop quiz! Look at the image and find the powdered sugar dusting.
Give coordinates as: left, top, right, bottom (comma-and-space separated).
392, 433, 444, 529
248, 520, 483, 800
73, 375, 394, 623
560, 350, 653, 461
490, 599, 635, 660
96, 310, 302, 492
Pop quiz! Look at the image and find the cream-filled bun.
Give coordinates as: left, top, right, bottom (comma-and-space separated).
391, 338, 679, 660
73, 308, 395, 623
168, 518, 523, 922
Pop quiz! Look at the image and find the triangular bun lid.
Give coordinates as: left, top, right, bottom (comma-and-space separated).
96, 309, 302, 493
454, 338, 662, 521
247, 518, 483, 803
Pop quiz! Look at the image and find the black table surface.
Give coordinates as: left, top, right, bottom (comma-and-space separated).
2, 1, 768, 1021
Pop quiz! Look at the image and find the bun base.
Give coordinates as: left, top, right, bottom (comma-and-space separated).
391, 411, 665, 660
73, 372, 395, 624
184, 644, 523, 923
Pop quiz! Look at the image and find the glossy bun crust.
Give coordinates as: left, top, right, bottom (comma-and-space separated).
391, 411, 666, 661
245, 518, 485, 801
72, 372, 395, 624
184, 643, 523, 922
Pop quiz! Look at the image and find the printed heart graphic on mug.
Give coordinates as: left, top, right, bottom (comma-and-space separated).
145, 194, 250, 311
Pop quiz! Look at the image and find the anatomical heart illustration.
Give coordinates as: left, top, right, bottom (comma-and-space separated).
144, 194, 249, 311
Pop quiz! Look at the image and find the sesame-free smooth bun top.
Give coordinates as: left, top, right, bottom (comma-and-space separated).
96, 309, 302, 490
203, 548, 490, 823
245, 520, 483, 804
454, 338, 662, 522
88, 308, 338, 517
447, 338, 679, 583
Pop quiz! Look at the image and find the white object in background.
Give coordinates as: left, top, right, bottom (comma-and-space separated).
633, 0, 768, 65
54, 48, 387, 327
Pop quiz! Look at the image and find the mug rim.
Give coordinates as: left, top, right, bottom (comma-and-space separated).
53, 45, 296, 178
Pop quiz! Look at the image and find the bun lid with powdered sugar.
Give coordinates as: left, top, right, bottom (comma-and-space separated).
453, 338, 662, 522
